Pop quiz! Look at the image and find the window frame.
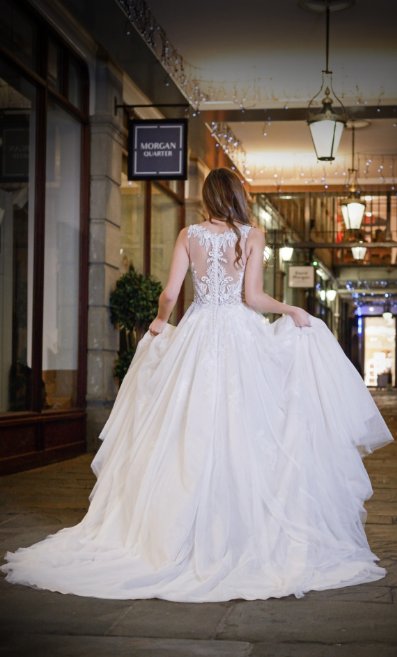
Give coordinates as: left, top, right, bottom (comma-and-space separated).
0, 0, 90, 419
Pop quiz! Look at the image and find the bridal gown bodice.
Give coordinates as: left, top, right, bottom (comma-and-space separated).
1, 223, 393, 602
187, 223, 252, 307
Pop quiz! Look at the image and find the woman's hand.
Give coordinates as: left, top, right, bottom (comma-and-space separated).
289, 307, 311, 328
149, 317, 167, 337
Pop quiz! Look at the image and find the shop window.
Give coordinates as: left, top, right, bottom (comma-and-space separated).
0, 0, 38, 72
47, 38, 62, 94
364, 316, 396, 387
151, 184, 179, 324
42, 99, 81, 410
0, 57, 36, 413
120, 156, 145, 274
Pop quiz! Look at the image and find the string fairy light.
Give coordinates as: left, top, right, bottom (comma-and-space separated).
208, 122, 247, 171
118, 0, 207, 109
118, 0, 397, 187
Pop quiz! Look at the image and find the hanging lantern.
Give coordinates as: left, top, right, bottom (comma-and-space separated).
306, 2, 346, 161
281, 246, 294, 261
308, 89, 345, 161
327, 289, 337, 301
383, 302, 393, 322
351, 243, 367, 260
341, 196, 366, 230
340, 126, 366, 230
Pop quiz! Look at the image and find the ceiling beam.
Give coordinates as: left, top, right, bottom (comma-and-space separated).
201, 105, 397, 123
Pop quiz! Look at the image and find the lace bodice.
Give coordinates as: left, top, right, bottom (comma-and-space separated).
188, 224, 253, 306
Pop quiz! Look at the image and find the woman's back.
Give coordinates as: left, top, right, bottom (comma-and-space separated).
187, 221, 252, 307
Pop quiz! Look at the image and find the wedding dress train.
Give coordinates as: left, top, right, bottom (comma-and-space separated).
1, 223, 393, 602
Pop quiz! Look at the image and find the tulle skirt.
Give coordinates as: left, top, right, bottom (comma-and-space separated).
1, 303, 393, 601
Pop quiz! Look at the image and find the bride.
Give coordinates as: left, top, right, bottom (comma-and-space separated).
2, 168, 393, 602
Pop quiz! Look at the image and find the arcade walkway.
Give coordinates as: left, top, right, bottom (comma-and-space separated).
0, 392, 396, 657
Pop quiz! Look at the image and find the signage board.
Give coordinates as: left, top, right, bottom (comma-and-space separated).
288, 265, 315, 288
128, 119, 188, 181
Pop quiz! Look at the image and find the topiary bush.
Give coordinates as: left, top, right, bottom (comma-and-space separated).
113, 349, 136, 384
110, 266, 163, 384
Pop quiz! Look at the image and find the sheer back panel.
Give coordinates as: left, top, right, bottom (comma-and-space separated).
187, 224, 252, 306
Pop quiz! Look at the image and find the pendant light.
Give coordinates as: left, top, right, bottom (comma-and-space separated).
351, 242, 367, 260
326, 289, 337, 301
281, 245, 294, 262
307, 0, 346, 161
341, 125, 366, 230
383, 302, 393, 322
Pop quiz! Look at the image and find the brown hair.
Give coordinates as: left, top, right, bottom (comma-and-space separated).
202, 168, 252, 267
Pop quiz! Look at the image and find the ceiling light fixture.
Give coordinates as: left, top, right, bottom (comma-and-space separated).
305, 0, 347, 161
281, 245, 294, 262
351, 242, 367, 260
382, 300, 393, 322
341, 125, 366, 230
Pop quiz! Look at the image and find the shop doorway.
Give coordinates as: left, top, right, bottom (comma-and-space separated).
364, 316, 396, 387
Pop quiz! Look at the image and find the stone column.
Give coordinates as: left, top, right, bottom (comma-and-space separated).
86, 53, 125, 451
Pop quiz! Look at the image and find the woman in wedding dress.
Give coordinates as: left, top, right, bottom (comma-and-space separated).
2, 168, 393, 602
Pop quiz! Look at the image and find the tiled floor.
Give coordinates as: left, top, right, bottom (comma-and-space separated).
0, 391, 396, 656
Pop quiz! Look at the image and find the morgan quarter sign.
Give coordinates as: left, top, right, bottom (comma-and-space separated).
128, 119, 188, 181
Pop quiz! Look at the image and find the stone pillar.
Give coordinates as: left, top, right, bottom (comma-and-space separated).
86, 53, 125, 451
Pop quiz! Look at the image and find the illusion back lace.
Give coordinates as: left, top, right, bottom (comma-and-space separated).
188, 224, 252, 306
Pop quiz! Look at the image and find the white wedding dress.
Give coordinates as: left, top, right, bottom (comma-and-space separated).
2, 223, 393, 601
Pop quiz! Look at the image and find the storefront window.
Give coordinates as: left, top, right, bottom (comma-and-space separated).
151, 184, 179, 324
42, 99, 81, 409
0, 58, 36, 413
364, 316, 396, 387
47, 39, 85, 111
120, 156, 145, 274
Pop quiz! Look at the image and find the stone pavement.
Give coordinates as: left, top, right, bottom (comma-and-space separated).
0, 391, 396, 657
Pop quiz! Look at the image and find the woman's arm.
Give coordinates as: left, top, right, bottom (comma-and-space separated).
149, 227, 190, 336
244, 228, 311, 328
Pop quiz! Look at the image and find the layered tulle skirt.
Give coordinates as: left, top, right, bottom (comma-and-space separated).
1, 303, 393, 601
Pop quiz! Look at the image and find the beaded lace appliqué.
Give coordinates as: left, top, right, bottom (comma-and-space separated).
188, 224, 252, 306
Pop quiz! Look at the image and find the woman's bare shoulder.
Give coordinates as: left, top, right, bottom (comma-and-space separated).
247, 226, 265, 244
177, 226, 190, 249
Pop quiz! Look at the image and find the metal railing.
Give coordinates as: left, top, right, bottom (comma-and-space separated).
253, 192, 397, 268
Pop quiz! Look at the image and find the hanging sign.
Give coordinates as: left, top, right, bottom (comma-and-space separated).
288, 266, 315, 288
128, 119, 188, 181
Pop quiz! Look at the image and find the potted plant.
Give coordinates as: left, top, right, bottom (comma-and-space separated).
110, 266, 162, 384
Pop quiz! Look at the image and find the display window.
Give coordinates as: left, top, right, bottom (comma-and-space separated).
0, 0, 89, 473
